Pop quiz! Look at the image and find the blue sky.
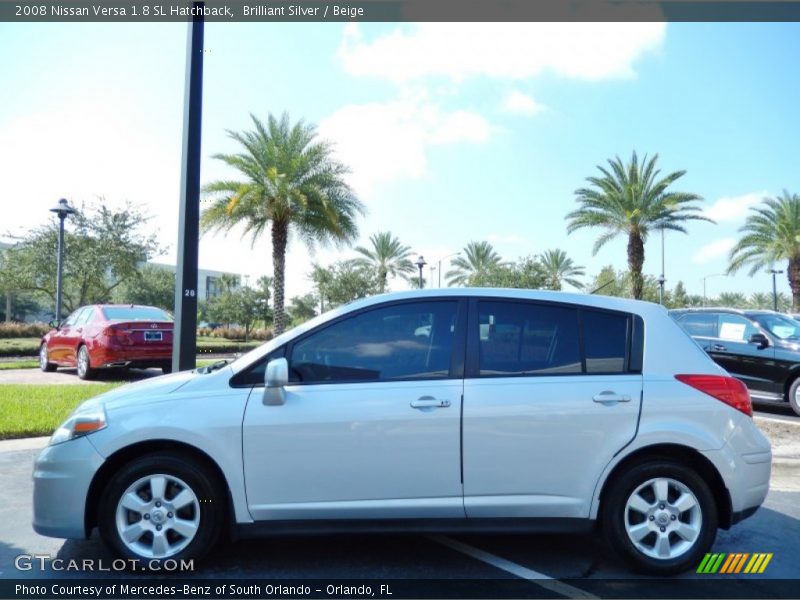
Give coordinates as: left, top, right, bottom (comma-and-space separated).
1, 21, 799, 300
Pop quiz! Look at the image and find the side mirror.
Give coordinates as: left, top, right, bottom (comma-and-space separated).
749, 333, 769, 349
262, 357, 288, 406
48, 319, 59, 329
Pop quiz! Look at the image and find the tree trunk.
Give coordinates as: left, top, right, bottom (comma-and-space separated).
627, 230, 645, 300
272, 220, 288, 335
788, 257, 800, 312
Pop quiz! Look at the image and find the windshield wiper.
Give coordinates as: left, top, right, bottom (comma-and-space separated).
199, 359, 230, 374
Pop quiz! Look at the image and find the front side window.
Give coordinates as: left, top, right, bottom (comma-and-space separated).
752, 314, 800, 340
477, 301, 581, 376
289, 301, 458, 383
717, 314, 759, 342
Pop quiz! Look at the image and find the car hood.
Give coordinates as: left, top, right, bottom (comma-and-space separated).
80, 369, 200, 411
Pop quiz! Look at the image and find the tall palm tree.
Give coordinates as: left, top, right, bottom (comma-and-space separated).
201, 113, 364, 334
748, 292, 772, 310
728, 191, 800, 311
566, 152, 710, 299
353, 231, 415, 293
716, 292, 748, 308
445, 241, 503, 286
539, 248, 585, 290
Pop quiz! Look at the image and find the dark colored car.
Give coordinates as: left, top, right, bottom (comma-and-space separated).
40, 304, 174, 379
670, 307, 800, 415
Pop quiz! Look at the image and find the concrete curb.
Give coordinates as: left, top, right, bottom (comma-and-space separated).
0, 436, 49, 452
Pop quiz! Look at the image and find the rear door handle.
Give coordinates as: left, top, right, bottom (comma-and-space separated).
410, 396, 451, 409
592, 391, 631, 403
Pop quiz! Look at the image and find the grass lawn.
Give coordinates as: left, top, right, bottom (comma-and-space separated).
0, 360, 39, 370
0, 383, 121, 439
0, 337, 40, 357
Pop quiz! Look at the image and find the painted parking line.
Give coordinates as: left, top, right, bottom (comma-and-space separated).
430, 535, 599, 599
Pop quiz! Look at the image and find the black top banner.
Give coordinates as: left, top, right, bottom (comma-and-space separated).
3, 0, 800, 22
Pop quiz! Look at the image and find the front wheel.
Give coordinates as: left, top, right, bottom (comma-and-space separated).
602, 461, 718, 575
39, 344, 57, 372
787, 378, 800, 417
98, 453, 224, 566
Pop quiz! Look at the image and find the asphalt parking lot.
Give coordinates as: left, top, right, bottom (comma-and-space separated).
1, 439, 797, 599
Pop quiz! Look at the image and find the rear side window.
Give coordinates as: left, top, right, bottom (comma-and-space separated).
582, 310, 628, 374
677, 313, 718, 337
478, 302, 581, 376
289, 301, 459, 383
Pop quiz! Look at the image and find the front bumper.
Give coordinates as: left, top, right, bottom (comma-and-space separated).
32, 436, 105, 539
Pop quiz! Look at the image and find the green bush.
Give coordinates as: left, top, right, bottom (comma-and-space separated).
196, 326, 272, 341
0, 322, 51, 339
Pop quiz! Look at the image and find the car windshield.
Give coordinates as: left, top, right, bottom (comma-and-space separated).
101, 306, 174, 322
753, 314, 800, 340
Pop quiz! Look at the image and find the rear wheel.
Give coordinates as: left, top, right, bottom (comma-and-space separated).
602, 460, 717, 575
98, 453, 224, 566
787, 378, 800, 416
39, 344, 57, 372
76, 345, 95, 380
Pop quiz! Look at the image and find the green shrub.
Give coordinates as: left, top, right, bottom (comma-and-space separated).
0, 322, 51, 339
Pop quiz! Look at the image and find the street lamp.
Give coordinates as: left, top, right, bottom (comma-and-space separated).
702, 273, 727, 307
770, 269, 784, 312
657, 227, 666, 304
415, 255, 427, 289
49, 198, 77, 324
433, 252, 460, 287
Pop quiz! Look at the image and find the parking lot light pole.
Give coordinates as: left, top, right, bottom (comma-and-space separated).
415, 256, 427, 289
49, 198, 77, 323
770, 269, 784, 311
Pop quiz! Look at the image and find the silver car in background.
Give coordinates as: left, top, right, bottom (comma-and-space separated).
33, 289, 771, 574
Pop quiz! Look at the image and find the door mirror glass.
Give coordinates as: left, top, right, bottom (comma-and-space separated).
263, 357, 288, 406
748, 333, 769, 348
48, 319, 59, 329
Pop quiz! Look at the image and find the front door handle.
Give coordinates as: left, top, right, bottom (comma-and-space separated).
410, 396, 451, 409
592, 391, 631, 403
706, 343, 727, 352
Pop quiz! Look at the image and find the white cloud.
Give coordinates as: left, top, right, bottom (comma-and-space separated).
318, 95, 490, 196
703, 191, 767, 223
502, 90, 546, 116
339, 23, 666, 84
692, 238, 736, 264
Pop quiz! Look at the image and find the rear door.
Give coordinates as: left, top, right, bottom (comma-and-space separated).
462, 299, 642, 519
707, 313, 777, 397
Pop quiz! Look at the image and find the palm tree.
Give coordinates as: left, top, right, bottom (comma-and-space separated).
353, 231, 415, 293
539, 248, 584, 290
716, 292, 748, 308
728, 191, 800, 311
748, 292, 772, 310
201, 113, 364, 334
566, 152, 710, 299
445, 241, 503, 286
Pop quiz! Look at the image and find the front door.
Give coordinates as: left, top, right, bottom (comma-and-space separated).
242, 299, 466, 521
462, 300, 642, 519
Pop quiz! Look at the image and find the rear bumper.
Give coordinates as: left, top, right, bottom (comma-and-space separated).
92, 344, 171, 368
32, 436, 105, 539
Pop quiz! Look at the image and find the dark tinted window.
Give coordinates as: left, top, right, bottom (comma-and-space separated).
583, 310, 628, 373
678, 313, 718, 337
289, 301, 458, 383
717, 313, 759, 342
477, 301, 581, 376
102, 306, 173, 322
230, 346, 285, 387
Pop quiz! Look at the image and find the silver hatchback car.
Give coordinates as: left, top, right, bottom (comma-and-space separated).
33, 289, 771, 574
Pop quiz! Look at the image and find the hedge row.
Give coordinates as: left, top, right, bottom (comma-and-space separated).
0, 339, 262, 358
0, 322, 51, 339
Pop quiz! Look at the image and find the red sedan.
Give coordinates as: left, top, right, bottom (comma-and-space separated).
40, 304, 174, 379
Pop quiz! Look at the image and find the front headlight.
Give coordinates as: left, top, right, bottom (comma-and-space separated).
49, 404, 107, 446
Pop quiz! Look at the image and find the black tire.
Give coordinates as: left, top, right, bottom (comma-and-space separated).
98, 452, 225, 568
787, 378, 800, 417
76, 345, 95, 380
601, 460, 718, 575
39, 344, 57, 372
161, 363, 173, 375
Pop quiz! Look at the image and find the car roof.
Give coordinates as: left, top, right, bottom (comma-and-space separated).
669, 307, 781, 317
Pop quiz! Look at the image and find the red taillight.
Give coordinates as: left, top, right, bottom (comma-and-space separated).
675, 374, 753, 417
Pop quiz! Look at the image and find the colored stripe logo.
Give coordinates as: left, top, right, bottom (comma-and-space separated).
697, 553, 773, 574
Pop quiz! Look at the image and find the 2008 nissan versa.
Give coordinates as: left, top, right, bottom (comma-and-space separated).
33, 289, 771, 574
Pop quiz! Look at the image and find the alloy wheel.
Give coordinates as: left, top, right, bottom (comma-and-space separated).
624, 477, 702, 560
115, 473, 201, 559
